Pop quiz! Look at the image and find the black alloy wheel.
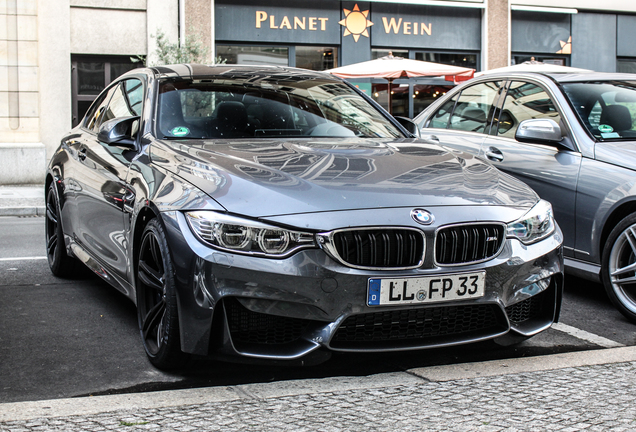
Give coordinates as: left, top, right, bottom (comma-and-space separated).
602, 213, 636, 323
45, 183, 76, 276
136, 218, 188, 369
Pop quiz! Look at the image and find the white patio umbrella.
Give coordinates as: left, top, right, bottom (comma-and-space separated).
475, 60, 593, 77
327, 54, 475, 114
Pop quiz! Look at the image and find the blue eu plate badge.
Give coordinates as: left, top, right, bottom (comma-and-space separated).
368, 279, 381, 305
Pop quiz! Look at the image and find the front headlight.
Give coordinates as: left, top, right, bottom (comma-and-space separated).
186, 211, 317, 257
507, 200, 555, 245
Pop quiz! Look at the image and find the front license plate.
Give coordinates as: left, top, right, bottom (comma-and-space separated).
367, 271, 486, 306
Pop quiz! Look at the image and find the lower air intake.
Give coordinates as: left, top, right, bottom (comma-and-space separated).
330, 303, 507, 349
225, 297, 309, 346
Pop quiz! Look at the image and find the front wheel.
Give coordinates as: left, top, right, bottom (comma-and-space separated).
601, 213, 636, 323
45, 182, 78, 277
136, 218, 189, 369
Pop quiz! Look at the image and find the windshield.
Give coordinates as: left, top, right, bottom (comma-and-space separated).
561, 81, 636, 141
155, 77, 403, 140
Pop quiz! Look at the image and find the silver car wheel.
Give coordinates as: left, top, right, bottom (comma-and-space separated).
608, 223, 636, 316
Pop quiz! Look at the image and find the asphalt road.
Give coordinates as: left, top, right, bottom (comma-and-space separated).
1, 216, 634, 404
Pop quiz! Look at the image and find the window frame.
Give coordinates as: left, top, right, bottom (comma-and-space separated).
81, 77, 145, 138
492, 80, 563, 140
425, 80, 505, 134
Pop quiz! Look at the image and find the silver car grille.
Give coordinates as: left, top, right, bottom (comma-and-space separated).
435, 223, 506, 265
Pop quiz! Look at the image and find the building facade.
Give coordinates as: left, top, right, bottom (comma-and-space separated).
2, 0, 635, 184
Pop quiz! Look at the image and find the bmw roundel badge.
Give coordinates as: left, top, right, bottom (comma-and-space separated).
411, 208, 434, 225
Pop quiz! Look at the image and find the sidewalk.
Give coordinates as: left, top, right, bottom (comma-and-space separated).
2, 347, 636, 431
0, 185, 45, 217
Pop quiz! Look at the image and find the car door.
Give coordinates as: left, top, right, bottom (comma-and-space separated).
419, 80, 506, 156
480, 80, 581, 254
72, 78, 143, 283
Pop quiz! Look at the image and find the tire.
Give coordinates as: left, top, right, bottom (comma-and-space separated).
601, 213, 636, 323
136, 218, 189, 369
45, 183, 78, 277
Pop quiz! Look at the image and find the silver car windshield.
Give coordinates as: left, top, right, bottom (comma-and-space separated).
155, 78, 403, 140
561, 81, 636, 141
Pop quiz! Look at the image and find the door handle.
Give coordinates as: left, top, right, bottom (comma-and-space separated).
78, 147, 87, 161
485, 147, 504, 162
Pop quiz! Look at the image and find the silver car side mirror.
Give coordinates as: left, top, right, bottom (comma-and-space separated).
516, 118, 563, 143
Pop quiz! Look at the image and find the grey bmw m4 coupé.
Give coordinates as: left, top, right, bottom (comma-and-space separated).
45, 64, 563, 369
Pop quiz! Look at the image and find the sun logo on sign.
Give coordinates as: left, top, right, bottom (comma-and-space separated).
339, 4, 373, 42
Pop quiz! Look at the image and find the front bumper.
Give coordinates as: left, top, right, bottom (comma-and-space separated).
161, 210, 564, 361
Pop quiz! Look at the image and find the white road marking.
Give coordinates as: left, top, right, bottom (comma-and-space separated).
552, 322, 625, 348
0, 256, 47, 262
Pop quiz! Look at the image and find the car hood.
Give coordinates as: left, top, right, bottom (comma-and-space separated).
596, 140, 636, 171
150, 138, 538, 218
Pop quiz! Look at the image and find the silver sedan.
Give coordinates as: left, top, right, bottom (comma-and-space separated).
414, 71, 636, 323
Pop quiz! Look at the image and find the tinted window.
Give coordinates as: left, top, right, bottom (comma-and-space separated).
428, 94, 458, 129
496, 81, 561, 139
562, 81, 636, 140
101, 79, 143, 122
156, 77, 403, 139
84, 86, 116, 132
447, 81, 503, 133
124, 79, 144, 116
100, 79, 143, 137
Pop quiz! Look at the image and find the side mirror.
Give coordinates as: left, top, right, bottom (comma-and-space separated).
515, 118, 562, 144
394, 116, 420, 138
97, 116, 140, 148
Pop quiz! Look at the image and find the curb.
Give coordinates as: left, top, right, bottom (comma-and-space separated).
2, 346, 636, 423
0, 185, 45, 217
408, 345, 636, 381
0, 206, 45, 217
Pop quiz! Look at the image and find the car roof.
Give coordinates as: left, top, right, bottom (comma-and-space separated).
473, 71, 636, 83
145, 63, 335, 81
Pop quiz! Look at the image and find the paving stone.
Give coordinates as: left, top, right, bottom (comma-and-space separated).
2, 361, 636, 431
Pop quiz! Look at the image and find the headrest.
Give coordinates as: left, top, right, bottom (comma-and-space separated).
600, 104, 632, 132
462, 108, 486, 123
214, 101, 247, 123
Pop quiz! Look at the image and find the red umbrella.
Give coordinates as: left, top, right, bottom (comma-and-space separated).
327, 54, 474, 114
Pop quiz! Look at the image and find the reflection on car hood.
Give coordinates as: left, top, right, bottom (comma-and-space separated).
151, 138, 538, 218
596, 140, 636, 171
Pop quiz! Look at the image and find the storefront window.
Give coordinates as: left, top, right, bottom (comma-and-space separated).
413, 85, 452, 117
367, 51, 477, 117
216, 46, 289, 66
371, 80, 456, 118
295, 46, 337, 71
77, 62, 105, 95
415, 52, 477, 70
512, 55, 568, 66
371, 82, 410, 118
617, 58, 636, 73
372, 49, 408, 59
217, 45, 338, 71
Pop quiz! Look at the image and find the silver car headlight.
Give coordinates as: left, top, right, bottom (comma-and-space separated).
186, 211, 317, 257
507, 200, 555, 245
